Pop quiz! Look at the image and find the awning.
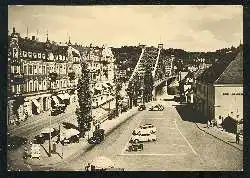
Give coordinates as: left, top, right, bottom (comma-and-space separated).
57, 94, 66, 100
32, 99, 41, 109
95, 85, 102, 90
64, 93, 71, 99
52, 96, 60, 105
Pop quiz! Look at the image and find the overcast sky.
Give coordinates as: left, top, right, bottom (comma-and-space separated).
8, 5, 243, 52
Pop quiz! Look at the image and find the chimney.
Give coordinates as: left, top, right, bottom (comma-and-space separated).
158, 44, 163, 49
32, 36, 35, 40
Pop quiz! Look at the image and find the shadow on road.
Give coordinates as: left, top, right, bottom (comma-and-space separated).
62, 122, 79, 130
7, 135, 28, 151
175, 104, 207, 124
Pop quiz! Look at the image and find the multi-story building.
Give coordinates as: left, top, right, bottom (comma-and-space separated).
7, 28, 81, 125
72, 44, 116, 108
194, 49, 243, 125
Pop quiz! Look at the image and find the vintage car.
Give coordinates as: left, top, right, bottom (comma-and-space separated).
133, 124, 157, 135
88, 129, 105, 144
138, 105, 146, 111
127, 143, 144, 152
130, 133, 157, 143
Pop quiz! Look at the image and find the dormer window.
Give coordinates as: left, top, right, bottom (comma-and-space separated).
38, 53, 41, 58
23, 51, 27, 57
33, 52, 37, 58
42, 53, 46, 59
28, 52, 32, 58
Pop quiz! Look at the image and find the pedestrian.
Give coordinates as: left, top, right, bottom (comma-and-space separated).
85, 163, 91, 171
236, 132, 240, 144
207, 120, 210, 128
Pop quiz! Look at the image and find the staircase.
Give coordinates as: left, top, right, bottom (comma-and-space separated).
129, 46, 161, 83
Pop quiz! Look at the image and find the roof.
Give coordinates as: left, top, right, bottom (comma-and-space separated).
215, 51, 243, 84
18, 37, 46, 53
197, 50, 239, 84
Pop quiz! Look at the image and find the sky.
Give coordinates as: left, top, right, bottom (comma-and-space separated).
8, 5, 243, 52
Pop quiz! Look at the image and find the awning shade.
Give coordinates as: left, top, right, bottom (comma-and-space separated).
102, 83, 109, 88
57, 94, 66, 100
52, 96, 60, 105
32, 99, 40, 109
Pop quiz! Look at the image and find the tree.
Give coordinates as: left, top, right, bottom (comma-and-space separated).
143, 68, 153, 103
76, 61, 92, 138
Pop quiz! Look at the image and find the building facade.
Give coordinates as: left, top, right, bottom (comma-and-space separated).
8, 28, 81, 125
194, 50, 243, 125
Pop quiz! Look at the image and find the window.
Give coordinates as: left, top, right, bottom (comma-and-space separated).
42, 66, 46, 75
34, 65, 37, 74
29, 65, 33, 75
28, 52, 32, 58
11, 85, 15, 93
222, 93, 229, 95
232, 93, 236, 95
29, 81, 33, 91
38, 53, 41, 58
33, 52, 37, 58
24, 65, 27, 74
42, 53, 45, 59
14, 66, 17, 73
23, 51, 27, 57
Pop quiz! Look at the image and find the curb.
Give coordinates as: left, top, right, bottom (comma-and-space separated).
25, 106, 140, 168
195, 123, 243, 151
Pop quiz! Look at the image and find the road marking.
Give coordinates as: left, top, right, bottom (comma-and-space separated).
119, 153, 187, 156
174, 119, 198, 156
146, 118, 166, 120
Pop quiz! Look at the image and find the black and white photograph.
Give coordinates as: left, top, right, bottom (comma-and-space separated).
7, 5, 243, 171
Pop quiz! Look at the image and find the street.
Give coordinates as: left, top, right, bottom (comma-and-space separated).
50, 89, 242, 171
7, 87, 243, 171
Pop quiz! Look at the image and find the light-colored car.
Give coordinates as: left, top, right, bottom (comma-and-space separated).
132, 124, 157, 135
130, 133, 157, 143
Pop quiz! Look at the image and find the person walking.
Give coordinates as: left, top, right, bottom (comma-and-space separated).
236, 132, 240, 144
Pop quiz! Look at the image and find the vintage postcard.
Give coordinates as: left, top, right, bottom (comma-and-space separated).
7, 5, 243, 171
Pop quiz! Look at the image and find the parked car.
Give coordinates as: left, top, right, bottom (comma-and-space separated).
88, 129, 105, 144
34, 128, 59, 144
62, 135, 79, 145
127, 143, 143, 152
51, 105, 66, 116
138, 105, 146, 111
132, 124, 157, 135
148, 104, 164, 111
130, 133, 157, 143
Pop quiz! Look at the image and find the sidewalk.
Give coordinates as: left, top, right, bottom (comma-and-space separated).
195, 123, 243, 151
25, 104, 142, 168
175, 103, 243, 152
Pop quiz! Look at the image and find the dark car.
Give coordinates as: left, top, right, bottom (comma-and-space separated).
7, 135, 28, 151
34, 128, 60, 144
88, 129, 105, 144
51, 105, 66, 116
62, 135, 80, 145
33, 134, 46, 144
127, 143, 143, 152
138, 105, 146, 111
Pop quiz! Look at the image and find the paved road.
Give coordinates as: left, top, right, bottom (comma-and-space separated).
52, 98, 242, 171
